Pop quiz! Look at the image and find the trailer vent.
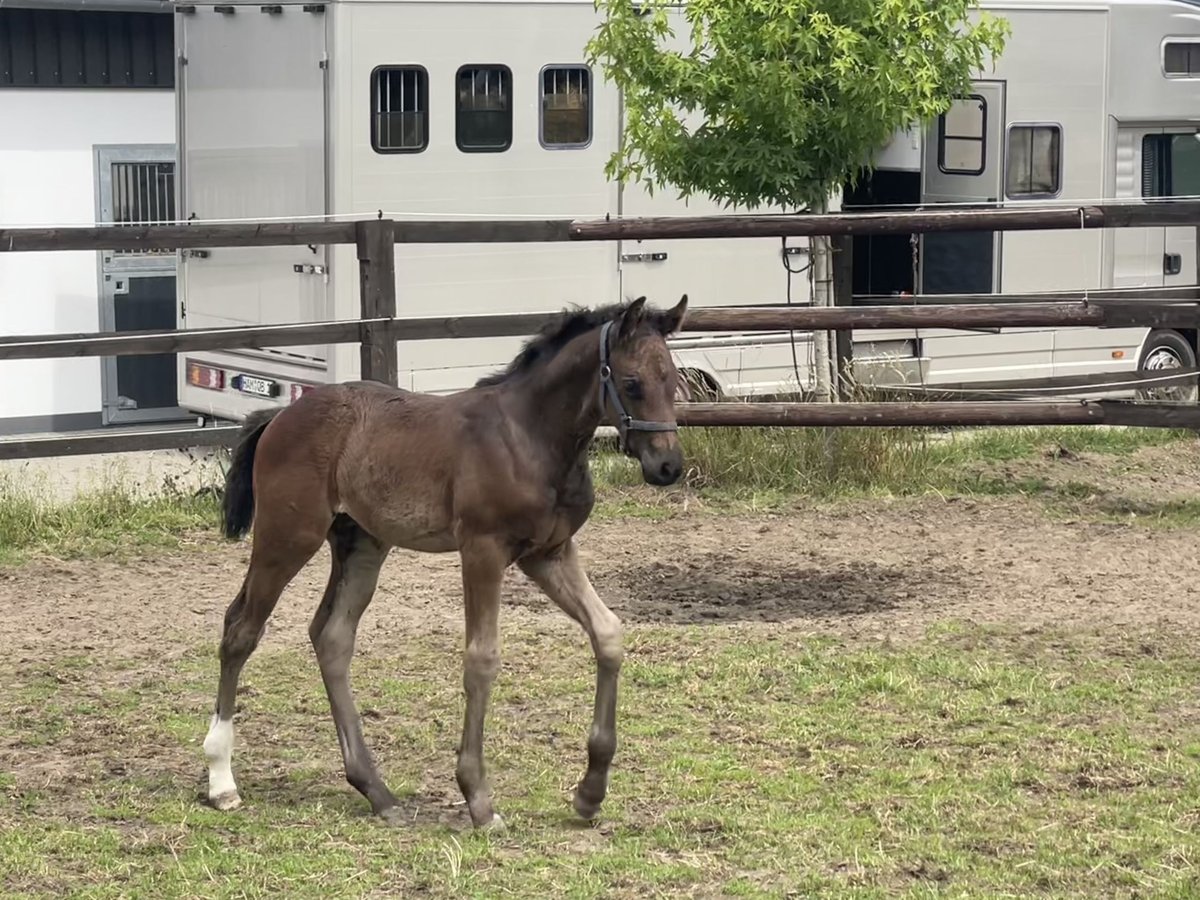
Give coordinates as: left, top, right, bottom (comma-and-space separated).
111, 161, 176, 257
0, 8, 174, 89
540, 66, 591, 148
456, 65, 512, 152
1163, 40, 1200, 77
371, 66, 428, 153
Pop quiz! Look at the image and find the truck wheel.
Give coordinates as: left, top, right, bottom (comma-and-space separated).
676, 369, 720, 403
1137, 330, 1198, 403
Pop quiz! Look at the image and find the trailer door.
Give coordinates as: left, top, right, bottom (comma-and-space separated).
177, 3, 329, 363
1152, 127, 1200, 295
917, 80, 1054, 385
920, 82, 1005, 294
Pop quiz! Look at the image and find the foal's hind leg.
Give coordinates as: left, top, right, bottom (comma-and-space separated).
307, 515, 396, 821
204, 522, 326, 810
519, 539, 623, 821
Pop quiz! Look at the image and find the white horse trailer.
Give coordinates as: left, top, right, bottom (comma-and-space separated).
173, 0, 1200, 422
847, 0, 1200, 399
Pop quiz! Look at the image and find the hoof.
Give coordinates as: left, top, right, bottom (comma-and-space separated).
209, 790, 242, 812
379, 807, 407, 827
573, 791, 602, 821
480, 812, 505, 832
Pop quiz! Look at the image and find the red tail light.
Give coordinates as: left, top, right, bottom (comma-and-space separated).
186, 360, 225, 390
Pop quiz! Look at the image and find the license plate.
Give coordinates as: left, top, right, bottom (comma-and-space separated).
232, 374, 279, 398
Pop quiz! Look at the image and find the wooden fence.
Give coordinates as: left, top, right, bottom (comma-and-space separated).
3, 201, 1200, 461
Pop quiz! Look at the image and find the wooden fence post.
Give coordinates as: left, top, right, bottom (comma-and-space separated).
831, 233, 855, 401
357, 218, 398, 386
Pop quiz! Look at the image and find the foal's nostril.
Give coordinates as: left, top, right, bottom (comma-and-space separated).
660, 460, 680, 482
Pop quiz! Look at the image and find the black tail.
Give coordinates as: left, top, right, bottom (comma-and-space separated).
221, 408, 282, 540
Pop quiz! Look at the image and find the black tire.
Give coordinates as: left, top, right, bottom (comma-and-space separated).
1137, 329, 1198, 403
676, 369, 721, 403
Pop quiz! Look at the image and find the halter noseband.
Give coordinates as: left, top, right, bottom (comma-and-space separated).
598, 319, 678, 453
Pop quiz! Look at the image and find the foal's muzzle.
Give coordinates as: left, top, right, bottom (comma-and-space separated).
639, 445, 684, 486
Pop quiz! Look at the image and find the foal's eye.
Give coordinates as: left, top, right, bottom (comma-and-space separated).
623, 378, 644, 400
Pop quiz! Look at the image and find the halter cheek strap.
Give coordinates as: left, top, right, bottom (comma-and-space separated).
598, 320, 678, 453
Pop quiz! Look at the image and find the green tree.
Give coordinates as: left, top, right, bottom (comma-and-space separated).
585, 0, 1010, 399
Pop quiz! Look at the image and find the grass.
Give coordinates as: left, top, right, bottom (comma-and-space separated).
1, 622, 1198, 897
0, 424, 1196, 564
592, 424, 1200, 516
0, 473, 218, 565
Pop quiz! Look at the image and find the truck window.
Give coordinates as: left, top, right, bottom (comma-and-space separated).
1142, 133, 1200, 197
937, 95, 986, 175
1005, 124, 1061, 198
540, 66, 591, 148
371, 66, 428, 153
1163, 40, 1200, 77
457, 66, 512, 152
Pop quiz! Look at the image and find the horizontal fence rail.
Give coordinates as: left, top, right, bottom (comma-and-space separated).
4, 209, 1200, 462
5, 400, 1199, 462
568, 201, 1200, 240
3, 302, 1200, 362
6, 201, 1200, 253
850, 285, 1200, 305
676, 400, 1200, 429
0, 425, 242, 461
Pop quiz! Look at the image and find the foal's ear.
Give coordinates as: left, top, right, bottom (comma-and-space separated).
656, 293, 688, 337
618, 296, 648, 342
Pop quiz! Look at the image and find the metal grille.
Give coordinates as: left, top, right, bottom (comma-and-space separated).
372, 66, 427, 152
456, 66, 512, 152
541, 66, 590, 147
111, 161, 175, 256
0, 8, 174, 89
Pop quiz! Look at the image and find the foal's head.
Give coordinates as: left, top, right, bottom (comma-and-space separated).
600, 295, 689, 486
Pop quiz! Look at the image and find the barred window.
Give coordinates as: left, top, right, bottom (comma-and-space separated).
540, 65, 591, 148
110, 161, 176, 258
456, 65, 512, 152
371, 66, 428, 153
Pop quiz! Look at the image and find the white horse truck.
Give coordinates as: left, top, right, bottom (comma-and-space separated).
172, 0, 1200, 423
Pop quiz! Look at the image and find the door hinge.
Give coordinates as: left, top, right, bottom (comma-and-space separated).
294, 264, 327, 275
1164, 252, 1183, 277
620, 252, 668, 264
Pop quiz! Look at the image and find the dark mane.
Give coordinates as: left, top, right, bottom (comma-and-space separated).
475, 300, 656, 387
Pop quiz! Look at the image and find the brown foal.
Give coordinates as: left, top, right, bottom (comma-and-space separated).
203, 295, 689, 829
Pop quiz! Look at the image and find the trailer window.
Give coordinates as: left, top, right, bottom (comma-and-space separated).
456, 66, 512, 152
1005, 124, 1061, 198
371, 67, 428, 153
1163, 40, 1200, 77
1142, 133, 1200, 197
540, 66, 591, 148
937, 95, 987, 175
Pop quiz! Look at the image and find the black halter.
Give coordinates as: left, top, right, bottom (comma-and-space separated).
598, 319, 678, 453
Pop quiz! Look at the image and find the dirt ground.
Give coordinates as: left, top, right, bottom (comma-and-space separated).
2, 485, 1198, 668
3, 442, 1200, 897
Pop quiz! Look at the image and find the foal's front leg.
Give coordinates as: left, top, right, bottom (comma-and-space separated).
456, 537, 507, 829
520, 539, 623, 821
